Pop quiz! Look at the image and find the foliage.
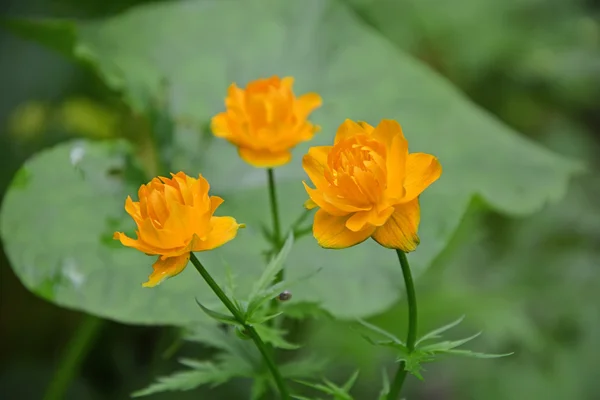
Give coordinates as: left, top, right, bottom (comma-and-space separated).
0, 0, 598, 399
1, 0, 580, 326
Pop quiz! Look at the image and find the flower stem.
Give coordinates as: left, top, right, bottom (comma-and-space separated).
43, 315, 103, 400
189, 253, 290, 399
267, 168, 285, 327
387, 250, 418, 400
267, 168, 283, 249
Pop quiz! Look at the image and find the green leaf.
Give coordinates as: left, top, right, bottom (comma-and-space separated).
3, 0, 582, 324
280, 355, 329, 379
248, 232, 294, 300
415, 315, 465, 345
355, 318, 406, 350
131, 357, 250, 397
253, 324, 300, 350
377, 369, 390, 400
185, 323, 260, 367
443, 349, 514, 359
195, 299, 240, 326
419, 332, 482, 352
295, 371, 359, 400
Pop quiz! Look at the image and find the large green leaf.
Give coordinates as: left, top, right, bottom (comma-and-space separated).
1, 0, 580, 324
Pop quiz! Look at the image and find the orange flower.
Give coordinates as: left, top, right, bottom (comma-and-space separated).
113, 172, 243, 287
211, 76, 322, 168
302, 119, 442, 251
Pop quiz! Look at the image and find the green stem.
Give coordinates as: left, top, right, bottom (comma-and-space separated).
189, 253, 290, 399
387, 250, 418, 400
267, 168, 283, 249
43, 315, 103, 400
267, 168, 285, 327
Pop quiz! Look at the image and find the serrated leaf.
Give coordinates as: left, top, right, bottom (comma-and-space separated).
195, 299, 240, 326
280, 355, 329, 379
184, 323, 261, 371
419, 332, 482, 353
282, 301, 331, 319
249, 233, 294, 300
253, 324, 300, 350
247, 311, 283, 325
245, 267, 322, 321
444, 349, 514, 358
415, 315, 466, 346
356, 318, 405, 345
131, 358, 248, 397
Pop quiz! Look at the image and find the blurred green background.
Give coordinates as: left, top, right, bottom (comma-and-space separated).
0, 0, 598, 399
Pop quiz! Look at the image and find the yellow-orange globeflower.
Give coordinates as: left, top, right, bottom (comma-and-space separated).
113, 172, 243, 287
302, 119, 442, 252
211, 76, 322, 168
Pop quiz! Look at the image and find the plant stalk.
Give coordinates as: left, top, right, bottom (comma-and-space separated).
387, 250, 418, 400
189, 253, 290, 399
43, 315, 103, 400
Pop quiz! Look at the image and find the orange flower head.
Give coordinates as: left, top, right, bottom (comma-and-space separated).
211, 76, 322, 168
302, 119, 442, 251
113, 172, 243, 287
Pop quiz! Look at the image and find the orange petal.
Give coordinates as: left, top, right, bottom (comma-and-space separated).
142, 253, 191, 287
211, 113, 232, 139
357, 121, 375, 133
302, 182, 349, 216
192, 216, 241, 251
281, 76, 294, 90
124, 196, 142, 223
210, 196, 224, 213
313, 209, 376, 249
334, 119, 367, 144
296, 92, 322, 119
302, 146, 332, 189
372, 198, 421, 252
385, 134, 409, 199
238, 147, 292, 168
345, 206, 395, 232
401, 153, 442, 202
113, 231, 161, 255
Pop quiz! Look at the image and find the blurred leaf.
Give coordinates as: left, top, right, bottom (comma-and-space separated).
0, 140, 267, 325
131, 357, 251, 397
248, 233, 294, 301
2, 0, 582, 323
280, 355, 329, 379
253, 324, 300, 350
415, 315, 465, 345
295, 370, 360, 400
195, 299, 239, 326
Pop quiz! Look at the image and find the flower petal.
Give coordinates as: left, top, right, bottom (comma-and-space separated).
401, 153, 442, 202
302, 182, 349, 216
142, 253, 191, 288
372, 198, 421, 252
210, 113, 232, 139
192, 216, 242, 251
385, 134, 408, 199
238, 147, 292, 168
334, 119, 367, 144
302, 146, 332, 189
313, 209, 376, 249
113, 231, 162, 254
210, 196, 224, 213
345, 206, 395, 232
296, 92, 322, 119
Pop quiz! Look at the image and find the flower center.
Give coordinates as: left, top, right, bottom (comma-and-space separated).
326, 136, 387, 204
